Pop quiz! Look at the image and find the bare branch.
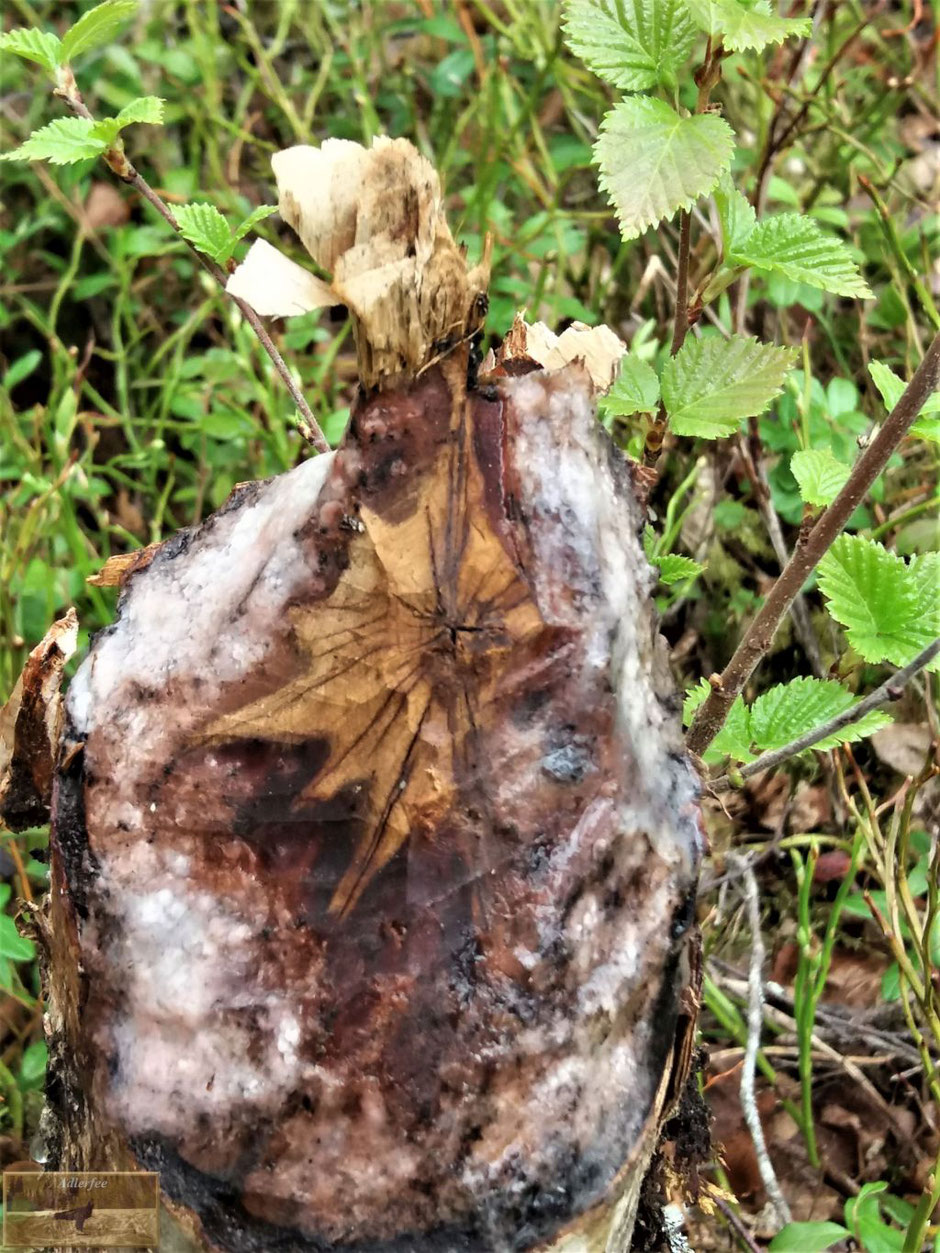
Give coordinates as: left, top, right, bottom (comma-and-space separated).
710, 637, 940, 793
686, 328, 940, 757
735, 855, 792, 1230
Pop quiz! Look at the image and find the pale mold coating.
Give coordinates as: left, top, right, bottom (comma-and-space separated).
57, 360, 701, 1252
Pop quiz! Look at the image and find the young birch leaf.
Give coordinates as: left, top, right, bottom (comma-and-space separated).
684, 680, 754, 763
749, 677, 892, 754
60, 0, 138, 63
604, 353, 660, 416
0, 27, 63, 75
730, 213, 872, 298
562, 0, 696, 90
713, 175, 756, 257
868, 360, 940, 443
114, 96, 166, 127
595, 96, 734, 240
662, 334, 796, 438
174, 202, 233, 264
232, 204, 278, 246
817, 535, 940, 669
654, 553, 705, 584
790, 448, 850, 506
0, 116, 108, 164
684, 0, 812, 52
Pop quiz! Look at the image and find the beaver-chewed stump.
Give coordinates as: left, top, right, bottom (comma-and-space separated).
39, 138, 702, 1252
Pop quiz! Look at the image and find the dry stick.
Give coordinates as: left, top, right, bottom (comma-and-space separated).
686, 328, 940, 757
55, 78, 330, 454
710, 637, 940, 793
734, 855, 793, 1230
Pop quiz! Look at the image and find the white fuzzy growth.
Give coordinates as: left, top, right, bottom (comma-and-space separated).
68, 452, 334, 741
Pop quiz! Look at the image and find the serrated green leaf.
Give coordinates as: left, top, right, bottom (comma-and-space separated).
868, 360, 940, 443
0, 26, 63, 74
605, 353, 660, 416
817, 535, 940, 669
0, 913, 35, 962
595, 96, 734, 240
91, 97, 164, 146
655, 553, 705, 584
684, 0, 812, 52
232, 204, 278, 246
714, 175, 756, 257
60, 0, 138, 63
684, 680, 754, 763
791, 448, 850, 506
662, 333, 796, 438
0, 116, 108, 165
750, 677, 892, 754
730, 212, 872, 298
115, 95, 165, 127
174, 202, 232, 263
768, 1221, 850, 1252
911, 414, 940, 443
562, 0, 696, 90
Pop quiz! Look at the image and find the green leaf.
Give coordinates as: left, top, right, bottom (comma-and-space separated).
19, 1039, 48, 1088
60, 0, 138, 63
749, 677, 892, 754
114, 95, 165, 127
791, 448, 850, 506
662, 333, 796, 438
655, 553, 705, 584
0, 26, 63, 74
232, 204, 278, 246
868, 360, 940, 443
562, 0, 697, 90
684, 0, 812, 52
768, 1221, 850, 1252
174, 202, 233, 263
714, 175, 756, 257
729, 212, 872, 298
684, 679, 754, 763
605, 353, 660, 416
91, 96, 165, 146
0, 913, 35, 962
817, 535, 940, 669
3, 349, 43, 391
595, 96, 734, 240
0, 116, 108, 165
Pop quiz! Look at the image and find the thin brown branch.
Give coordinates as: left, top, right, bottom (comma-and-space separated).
686, 328, 940, 757
710, 637, 940, 792
54, 77, 329, 453
670, 211, 692, 356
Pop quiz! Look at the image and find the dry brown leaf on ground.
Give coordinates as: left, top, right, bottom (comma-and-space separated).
0, 608, 78, 830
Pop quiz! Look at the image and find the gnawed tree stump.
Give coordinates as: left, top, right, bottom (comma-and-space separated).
26, 137, 702, 1251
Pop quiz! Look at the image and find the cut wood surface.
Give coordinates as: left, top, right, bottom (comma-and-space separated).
40, 138, 702, 1252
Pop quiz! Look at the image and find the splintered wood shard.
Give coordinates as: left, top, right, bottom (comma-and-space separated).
48, 136, 702, 1253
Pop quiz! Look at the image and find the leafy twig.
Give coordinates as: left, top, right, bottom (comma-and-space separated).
710, 637, 940, 792
686, 328, 940, 757
54, 70, 329, 453
643, 39, 725, 466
